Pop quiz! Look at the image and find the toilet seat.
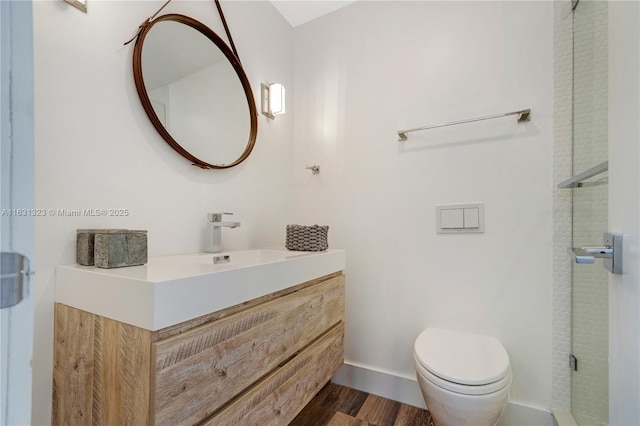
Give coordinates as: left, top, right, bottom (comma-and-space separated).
415, 354, 512, 395
414, 328, 511, 395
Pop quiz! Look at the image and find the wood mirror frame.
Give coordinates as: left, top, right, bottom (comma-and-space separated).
132, 14, 258, 170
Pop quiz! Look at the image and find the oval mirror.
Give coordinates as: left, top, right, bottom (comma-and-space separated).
133, 14, 257, 169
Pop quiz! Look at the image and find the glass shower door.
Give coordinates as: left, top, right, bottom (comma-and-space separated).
571, 1, 608, 424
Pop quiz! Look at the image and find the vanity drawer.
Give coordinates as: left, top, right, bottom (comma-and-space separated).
151, 275, 345, 425
202, 322, 344, 426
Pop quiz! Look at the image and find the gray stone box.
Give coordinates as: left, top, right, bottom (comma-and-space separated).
94, 231, 148, 269
76, 229, 126, 266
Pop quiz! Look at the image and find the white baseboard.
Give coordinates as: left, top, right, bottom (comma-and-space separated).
498, 401, 553, 426
331, 361, 553, 426
331, 360, 427, 409
551, 410, 579, 426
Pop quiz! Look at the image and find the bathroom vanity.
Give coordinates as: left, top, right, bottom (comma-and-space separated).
52, 249, 345, 425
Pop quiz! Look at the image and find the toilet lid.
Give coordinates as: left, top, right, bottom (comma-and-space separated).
414, 328, 510, 386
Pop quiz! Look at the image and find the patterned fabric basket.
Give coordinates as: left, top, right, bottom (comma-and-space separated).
286, 225, 329, 251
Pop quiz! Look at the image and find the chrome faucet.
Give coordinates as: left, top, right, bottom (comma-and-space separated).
206, 212, 241, 253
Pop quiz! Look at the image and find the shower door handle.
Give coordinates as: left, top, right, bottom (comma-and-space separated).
1, 252, 31, 309
568, 232, 623, 274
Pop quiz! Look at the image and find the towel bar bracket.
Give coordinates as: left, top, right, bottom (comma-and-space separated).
568, 232, 623, 274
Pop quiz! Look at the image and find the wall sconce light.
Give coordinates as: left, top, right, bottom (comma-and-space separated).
261, 83, 286, 120
64, 0, 87, 13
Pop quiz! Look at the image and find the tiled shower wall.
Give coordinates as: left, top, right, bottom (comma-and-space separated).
552, 0, 610, 420
571, 1, 609, 423
552, 0, 573, 411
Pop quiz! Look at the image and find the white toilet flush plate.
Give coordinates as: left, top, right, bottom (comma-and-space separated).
436, 203, 485, 234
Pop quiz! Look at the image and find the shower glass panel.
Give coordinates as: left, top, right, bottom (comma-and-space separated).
571, 1, 608, 425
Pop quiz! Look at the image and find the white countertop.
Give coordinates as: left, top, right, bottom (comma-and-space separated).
55, 248, 346, 331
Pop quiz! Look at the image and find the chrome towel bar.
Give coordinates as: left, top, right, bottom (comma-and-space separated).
397, 108, 531, 141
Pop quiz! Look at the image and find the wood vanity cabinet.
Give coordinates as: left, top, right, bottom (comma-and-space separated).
52, 272, 345, 425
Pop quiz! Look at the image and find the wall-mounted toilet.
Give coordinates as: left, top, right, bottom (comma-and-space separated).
414, 328, 512, 426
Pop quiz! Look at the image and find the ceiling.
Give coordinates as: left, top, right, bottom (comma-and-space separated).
270, 1, 357, 27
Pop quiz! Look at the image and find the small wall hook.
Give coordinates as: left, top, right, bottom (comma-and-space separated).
306, 164, 320, 174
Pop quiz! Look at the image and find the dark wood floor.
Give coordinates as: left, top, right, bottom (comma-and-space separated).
290, 383, 434, 426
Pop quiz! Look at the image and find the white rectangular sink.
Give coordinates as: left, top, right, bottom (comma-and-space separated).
56, 248, 346, 331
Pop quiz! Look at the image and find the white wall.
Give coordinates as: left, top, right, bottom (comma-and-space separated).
32, 1, 293, 424
608, 2, 640, 424
292, 0, 554, 411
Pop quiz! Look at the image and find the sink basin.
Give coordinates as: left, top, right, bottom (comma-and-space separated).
163, 249, 322, 272
55, 248, 345, 331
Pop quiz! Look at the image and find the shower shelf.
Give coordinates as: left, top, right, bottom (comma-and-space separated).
557, 161, 608, 188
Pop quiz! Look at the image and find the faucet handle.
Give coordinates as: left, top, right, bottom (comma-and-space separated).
208, 212, 233, 222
